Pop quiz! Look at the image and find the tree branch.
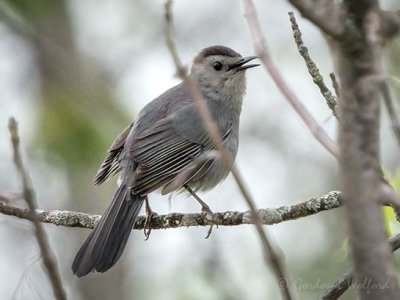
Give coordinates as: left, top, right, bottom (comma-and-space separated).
329, 73, 340, 99
8, 117, 66, 300
332, 0, 400, 297
380, 10, 400, 39
0, 191, 342, 229
243, 0, 339, 158
381, 78, 400, 147
320, 232, 400, 299
164, 2, 296, 298
289, 12, 338, 118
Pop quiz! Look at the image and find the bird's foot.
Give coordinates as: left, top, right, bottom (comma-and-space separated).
202, 206, 218, 239
200, 200, 213, 215
183, 185, 217, 239
184, 185, 213, 214
144, 198, 157, 241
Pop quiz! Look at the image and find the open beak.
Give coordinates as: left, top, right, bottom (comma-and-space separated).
229, 56, 260, 71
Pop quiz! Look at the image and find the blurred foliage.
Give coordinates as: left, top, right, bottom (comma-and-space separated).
388, 169, 400, 192
35, 83, 130, 172
384, 169, 400, 237
37, 97, 108, 167
1, 0, 132, 175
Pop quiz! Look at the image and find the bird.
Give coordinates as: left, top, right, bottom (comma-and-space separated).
72, 45, 259, 277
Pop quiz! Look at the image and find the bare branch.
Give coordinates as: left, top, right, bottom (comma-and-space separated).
164, 1, 296, 299
0, 191, 342, 229
242, 0, 339, 158
381, 79, 400, 147
320, 232, 400, 299
381, 183, 400, 218
329, 73, 340, 99
380, 10, 400, 39
8, 117, 66, 300
289, 12, 338, 118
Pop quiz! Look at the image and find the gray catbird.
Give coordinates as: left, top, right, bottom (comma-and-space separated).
72, 45, 259, 277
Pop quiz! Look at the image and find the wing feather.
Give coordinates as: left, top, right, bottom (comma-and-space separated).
126, 104, 232, 195
132, 129, 201, 195
94, 123, 133, 185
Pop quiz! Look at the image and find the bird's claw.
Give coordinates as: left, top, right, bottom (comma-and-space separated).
183, 185, 217, 239
144, 198, 157, 241
201, 207, 218, 239
205, 223, 219, 239
144, 210, 158, 241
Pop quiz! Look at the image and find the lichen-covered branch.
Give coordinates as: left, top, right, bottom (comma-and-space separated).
0, 191, 342, 230
289, 12, 338, 117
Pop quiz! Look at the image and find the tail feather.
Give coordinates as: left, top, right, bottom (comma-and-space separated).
72, 184, 144, 277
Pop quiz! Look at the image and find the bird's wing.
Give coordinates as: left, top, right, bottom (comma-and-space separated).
93, 123, 134, 185
129, 104, 231, 195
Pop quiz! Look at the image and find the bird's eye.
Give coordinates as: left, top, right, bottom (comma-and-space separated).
213, 61, 223, 71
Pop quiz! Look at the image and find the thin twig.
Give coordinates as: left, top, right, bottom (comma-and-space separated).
381, 79, 400, 147
242, 0, 339, 158
164, 1, 296, 299
320, 232, 400, 299
329, 73, 340, 98
381, 183, 400, 221
8, 117, 66, 300
289, 12, 338, 118
0, 191, 342, 229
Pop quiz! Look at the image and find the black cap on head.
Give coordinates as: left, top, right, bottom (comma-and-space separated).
194, 45, 241, 63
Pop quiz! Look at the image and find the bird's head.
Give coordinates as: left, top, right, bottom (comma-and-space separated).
190, 45, 259, 101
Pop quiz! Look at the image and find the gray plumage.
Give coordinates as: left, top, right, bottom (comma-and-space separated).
72, 45, 259, 277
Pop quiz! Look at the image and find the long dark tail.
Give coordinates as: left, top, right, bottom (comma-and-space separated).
72, 184, 144, 277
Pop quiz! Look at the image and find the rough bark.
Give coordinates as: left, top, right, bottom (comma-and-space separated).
0, 191, 342, 230
333, 0, 400, 298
